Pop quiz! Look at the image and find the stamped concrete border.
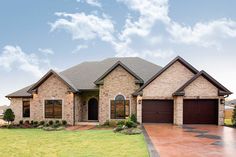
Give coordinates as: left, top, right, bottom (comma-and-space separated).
142, 125, 160, 157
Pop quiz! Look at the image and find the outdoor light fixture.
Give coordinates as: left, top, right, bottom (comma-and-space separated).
220, 99, 225, 104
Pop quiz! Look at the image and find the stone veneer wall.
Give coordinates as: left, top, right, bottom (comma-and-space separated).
142, 61, 195, 99
10, 74, 74, 125
173, 96, 183, 125
99, 66, 140, 124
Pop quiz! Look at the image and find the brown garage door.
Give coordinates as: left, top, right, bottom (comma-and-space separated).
142, 100, 173, 123
183, 99, 218, 124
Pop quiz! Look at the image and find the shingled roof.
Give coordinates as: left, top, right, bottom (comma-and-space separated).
6, 57, 162, 98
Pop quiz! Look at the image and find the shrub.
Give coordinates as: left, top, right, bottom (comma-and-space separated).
117, 120, 125, 126
3, 108, 15, 124
44, 123, 49, 127
25, 120, 30, 125
48, 120, 54, 125
55, 120, 60, 124
125, 118, 137, 128
109, 120, 117, 127
30, 120, 34, 125
62, 120, 67, 126
232, 105, 236, 126
103, 120, 110, 126
130, 114, 137, 123
19, 120, 24, 125
33, 121, 38, 126
39, 121, 45, 126
53, 123, 60, 128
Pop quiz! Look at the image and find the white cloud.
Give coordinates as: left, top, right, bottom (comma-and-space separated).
38, 48, 54, 55
0, 45, 52, 78
50, 12, 114, 42
167, 19, 236, 47
118, 0, 170, 41
77, 0, 102, 8
72, 44, 88, 54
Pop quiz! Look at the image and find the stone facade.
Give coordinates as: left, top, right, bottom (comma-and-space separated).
99, 65, 140, 124
143, 61, 195, 99
173, 96, 183, 125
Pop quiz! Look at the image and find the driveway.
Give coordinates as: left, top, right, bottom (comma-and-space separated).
144, 124, 236, 157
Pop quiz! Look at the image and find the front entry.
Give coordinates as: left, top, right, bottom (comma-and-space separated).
88, 98, 98, 120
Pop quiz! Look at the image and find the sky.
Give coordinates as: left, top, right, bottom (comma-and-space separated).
0, 0, 236, 105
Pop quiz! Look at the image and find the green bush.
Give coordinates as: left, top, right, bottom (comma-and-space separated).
48, 120, 54, 125
109, 120, 117, 127
125, 118, 137, 128
130, 114, 137, 123
3, 108, 15, 124
232, 105, 236, 126
55, 120, 60, 124
25, 120, 30, 125
33, 121, 38, 126
53, 123, 61, 128
62, 120, 67, 126
30, 120, 34, 125
19, 120, 24, 125
39, 121, 45, 125
117, 120, 125, 126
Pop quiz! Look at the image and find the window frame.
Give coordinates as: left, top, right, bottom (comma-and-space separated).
22, 100, 30, 118
110, 95, 130, 119
44, 99, 63, 119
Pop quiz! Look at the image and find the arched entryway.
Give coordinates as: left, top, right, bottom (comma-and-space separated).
88, 98, 98, 120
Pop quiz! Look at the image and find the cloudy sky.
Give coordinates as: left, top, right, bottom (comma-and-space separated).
0, 0, 236, 105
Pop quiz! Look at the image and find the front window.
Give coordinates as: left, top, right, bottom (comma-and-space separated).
110, 95, 130, 119
23, 100, 30, 118
45, 100, 62, 118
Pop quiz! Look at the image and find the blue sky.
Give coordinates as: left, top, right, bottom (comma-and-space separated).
1, 0, 236, 105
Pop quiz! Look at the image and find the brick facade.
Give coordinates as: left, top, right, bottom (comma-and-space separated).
99, 65, 139, 124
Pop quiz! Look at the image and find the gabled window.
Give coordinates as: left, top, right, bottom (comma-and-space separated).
23, 100, 30, 118
110, 95, 130, 119
45, 100, 62, 118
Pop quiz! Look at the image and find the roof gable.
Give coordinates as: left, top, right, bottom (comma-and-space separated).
28, 70, 77, 93
94, 61, 144, 85
133, 56, 199, 96
173, 70, 232, 96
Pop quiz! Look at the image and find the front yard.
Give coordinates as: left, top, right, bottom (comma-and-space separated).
0, 129, 148, 157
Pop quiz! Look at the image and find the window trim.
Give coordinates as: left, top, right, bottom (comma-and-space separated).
44, 99, 64, 119
109, 94, 131, 120
22, 100, 30, 118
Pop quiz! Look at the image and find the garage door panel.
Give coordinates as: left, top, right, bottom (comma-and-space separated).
142, 100, 173, 123
183, 99, 218, 124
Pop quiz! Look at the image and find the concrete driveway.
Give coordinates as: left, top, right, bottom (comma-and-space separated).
144, 124, 236, 157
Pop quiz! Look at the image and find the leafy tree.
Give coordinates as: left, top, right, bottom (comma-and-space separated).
3, 108, 15, 124
232, 105, 236, 127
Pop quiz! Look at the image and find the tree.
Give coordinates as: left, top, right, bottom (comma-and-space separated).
3, 108, 15, 124
232, 105, 236, 127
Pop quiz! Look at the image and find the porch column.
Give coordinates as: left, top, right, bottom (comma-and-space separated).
174, 96, 183, 125
218, 97, 225, 126
137, 95, 142, 123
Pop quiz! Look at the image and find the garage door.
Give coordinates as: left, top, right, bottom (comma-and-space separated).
183, 99, 218, 124
142, 100, 173, 123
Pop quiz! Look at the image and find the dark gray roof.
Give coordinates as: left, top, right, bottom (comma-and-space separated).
6, 57, 162, 97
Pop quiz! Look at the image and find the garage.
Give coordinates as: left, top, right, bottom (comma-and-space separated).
142, 100, 173, 123
183, 99, 218, 124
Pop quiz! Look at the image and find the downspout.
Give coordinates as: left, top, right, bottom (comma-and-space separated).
73, 93, 75, 126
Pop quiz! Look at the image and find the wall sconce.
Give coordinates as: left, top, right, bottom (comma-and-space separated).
83, 101, 86, 106
220, 99, 225, 104
138, 99, 142, 104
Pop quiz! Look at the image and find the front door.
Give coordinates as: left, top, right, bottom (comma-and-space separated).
88, 98, 98, 120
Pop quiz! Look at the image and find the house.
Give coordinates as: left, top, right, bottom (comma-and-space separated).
6, 56, 232, 125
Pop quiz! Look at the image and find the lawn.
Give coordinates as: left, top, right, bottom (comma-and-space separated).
0, 129, 148, 157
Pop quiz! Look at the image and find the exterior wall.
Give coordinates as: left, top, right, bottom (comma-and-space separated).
10, 74, 74, 125
99, 66, 140, 124
10, 98, 32, 123
136, 95, 142, 123
184, 76, 218, 98
143, 61, 195, 99
75, 94, 83, 122
218, 97, 225, 125
174, 96, 183, 125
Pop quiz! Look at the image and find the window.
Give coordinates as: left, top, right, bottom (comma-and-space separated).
45, 100, 62, 118
23, 101, 30, 118
110, 95, 130, 119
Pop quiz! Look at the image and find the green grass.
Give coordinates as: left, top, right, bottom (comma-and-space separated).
224, 119, 233, 125
0, 129, 148, 157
